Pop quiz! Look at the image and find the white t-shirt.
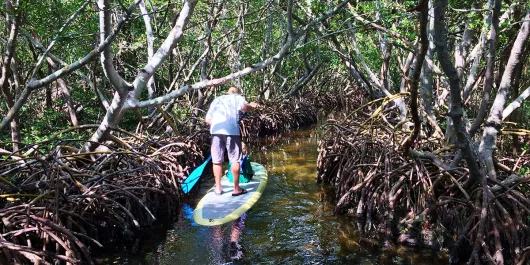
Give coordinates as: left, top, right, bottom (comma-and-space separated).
205, 94, 247, 135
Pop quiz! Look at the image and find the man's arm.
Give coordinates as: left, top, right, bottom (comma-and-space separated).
242, 102, 260, 112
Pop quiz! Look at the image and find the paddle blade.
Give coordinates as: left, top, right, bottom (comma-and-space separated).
181, 156, 212, 194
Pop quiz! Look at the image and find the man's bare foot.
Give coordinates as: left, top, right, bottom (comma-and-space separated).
214, 187, 223, 195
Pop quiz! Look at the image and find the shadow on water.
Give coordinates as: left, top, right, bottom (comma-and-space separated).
99, 127, 449, 265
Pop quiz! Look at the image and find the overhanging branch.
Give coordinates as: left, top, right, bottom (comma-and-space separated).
127, 0, 352, 110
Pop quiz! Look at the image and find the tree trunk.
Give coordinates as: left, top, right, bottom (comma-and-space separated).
420, 0, 435, 116
86, 0, 198, 149
502, 44, 530, 121
85, 0, 133, 150
433, 0, 484, 189
0, 0, 20, 152
402, 0, 428, 154
139, 0, 156, 115
479, 9, 530, 179
455, 20, 473, 83
468, 0, 501, 137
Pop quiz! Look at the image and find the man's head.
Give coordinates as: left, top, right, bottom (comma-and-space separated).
227, 87, 241, 95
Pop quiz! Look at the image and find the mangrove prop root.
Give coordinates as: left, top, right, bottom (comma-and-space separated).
317, 99, 530, 264
240, 92, 364, 144
0, 135, 204, 264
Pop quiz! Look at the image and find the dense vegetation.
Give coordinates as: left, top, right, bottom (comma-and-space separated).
0, 0, 529, 264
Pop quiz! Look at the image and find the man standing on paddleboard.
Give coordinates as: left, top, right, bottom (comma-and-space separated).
205, 87, 259, 196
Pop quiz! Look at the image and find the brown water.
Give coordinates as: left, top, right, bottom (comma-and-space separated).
103, 128, 449, 265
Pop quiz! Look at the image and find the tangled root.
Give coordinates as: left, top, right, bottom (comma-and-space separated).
317, 96, 530, 265
0, 133, 205, 264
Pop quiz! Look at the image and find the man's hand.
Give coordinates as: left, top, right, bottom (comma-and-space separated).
205, 118, 212, 125
242, 102, 260, 111
248, 102, 260, 109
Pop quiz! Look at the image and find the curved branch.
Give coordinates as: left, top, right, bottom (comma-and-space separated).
402, 0, 428, 156
98, 0, 132, 92
86, 0, 198, 148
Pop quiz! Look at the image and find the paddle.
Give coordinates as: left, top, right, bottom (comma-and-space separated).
181, 156, 212, 194
181, 112, 248, 194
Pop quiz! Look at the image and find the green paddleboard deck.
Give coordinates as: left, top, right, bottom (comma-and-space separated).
193, 162, 267, 226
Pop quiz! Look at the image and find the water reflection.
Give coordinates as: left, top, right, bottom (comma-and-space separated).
209, 212, 247, 264
180, 206, 248, 265
228, 212, 247, 262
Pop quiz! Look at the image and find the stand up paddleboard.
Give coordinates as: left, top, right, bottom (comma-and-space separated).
194, 162, 267, 226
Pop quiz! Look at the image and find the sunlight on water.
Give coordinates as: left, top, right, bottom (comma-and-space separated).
103, 128, 448, 265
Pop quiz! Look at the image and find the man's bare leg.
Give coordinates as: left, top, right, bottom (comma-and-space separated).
231, 162, 242, 194
213, 163, 223, 194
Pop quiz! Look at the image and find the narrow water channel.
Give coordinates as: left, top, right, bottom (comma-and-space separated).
105, 128, 448, 265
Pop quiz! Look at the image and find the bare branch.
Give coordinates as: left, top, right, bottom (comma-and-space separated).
86, 0, 198, 147
285, 59, 322, 97
502, 85, 530, 120
402, 0, 428, 155
433, 0, 484, 188
469, 0, 501, 137
1, 0, 21, 151
98, 0, 132, 92
139, 0, 156, 112
480, 9, 530, 179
